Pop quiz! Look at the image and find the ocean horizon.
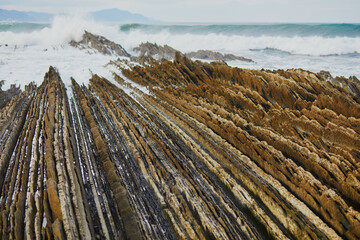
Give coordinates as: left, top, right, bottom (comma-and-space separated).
1, 4, 360, 240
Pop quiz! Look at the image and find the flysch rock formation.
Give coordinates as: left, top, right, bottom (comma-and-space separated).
0, 80, 22, 109
0, 53, 360, 240
133, 42, 179, 61
70, 31, 130, 57
317, 71, 360, 99
133, 42, 254, 62
185, 50, 254, 62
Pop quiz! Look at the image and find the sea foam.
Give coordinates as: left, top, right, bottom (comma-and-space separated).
116, 30, 360, 56
0, 15, 117, 46
0, 16, 359, 91
1, 19, 359, 56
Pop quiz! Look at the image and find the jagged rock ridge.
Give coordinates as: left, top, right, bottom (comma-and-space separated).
70, 31, 130, 57
318, 70, 360, 99
70, 32, 253, 63
185, 50, 253, 62
133, 42, 179, 60
0, 55, 359, 240
133, 41, 254, 62
0, 80, 21, 109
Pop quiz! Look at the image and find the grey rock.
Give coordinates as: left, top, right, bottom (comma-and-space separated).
133, 42, 254, 63
318, 70, 360, 98
317, 70, 334, 81
133, 42, 179, 60
0, 80, 22, 109
185, 50, 253, 62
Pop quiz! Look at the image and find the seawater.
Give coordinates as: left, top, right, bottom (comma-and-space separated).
116, 23, 360, 55
0, 16, 359, 90
120, 23, 360, 37
115, 23, 360, 78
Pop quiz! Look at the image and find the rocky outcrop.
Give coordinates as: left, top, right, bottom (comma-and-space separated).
70, 31, 130, 57
318, 70, 360, 99
117, 54, 360, 239
133, 42, 179, 60
185, 50, 254, 62
133, 42, 254, 62
0, 81, 22, 109
1, 57, 359, 239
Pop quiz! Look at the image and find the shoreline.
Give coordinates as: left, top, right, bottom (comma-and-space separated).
0, 55, 359, 239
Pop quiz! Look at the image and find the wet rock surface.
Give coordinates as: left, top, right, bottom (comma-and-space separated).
133, 42, 254, 62
0, 81, 22, 109
70, 31, 130, 57
133, 42, 180, 60
185, 50, 254, 62
317, 71, 360, 99
0, 55, 360, 240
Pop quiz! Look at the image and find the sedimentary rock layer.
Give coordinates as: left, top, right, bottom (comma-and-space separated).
0, 55, 359, 240
133, 42, 254, 62
185, 50, 253, 62
70, 31, 130, 57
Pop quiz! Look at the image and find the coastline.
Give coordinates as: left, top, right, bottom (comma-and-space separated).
1, 20, 360, 89
0, 52, 359, 239
0, 24, 360, 239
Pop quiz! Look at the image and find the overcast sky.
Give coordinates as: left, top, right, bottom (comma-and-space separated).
1, 0, 360, 23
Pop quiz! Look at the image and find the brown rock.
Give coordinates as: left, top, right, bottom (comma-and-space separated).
46, 179, 63, 221
185, 50, 253, 62
133, 42, 179, 60
70, 31, 130, 57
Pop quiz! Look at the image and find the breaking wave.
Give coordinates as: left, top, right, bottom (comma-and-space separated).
1, 19, 359, 56
119, 23, 360, 37
115, 30, 360, 56
0, 16, 359, 87
0, 15, 117, 46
